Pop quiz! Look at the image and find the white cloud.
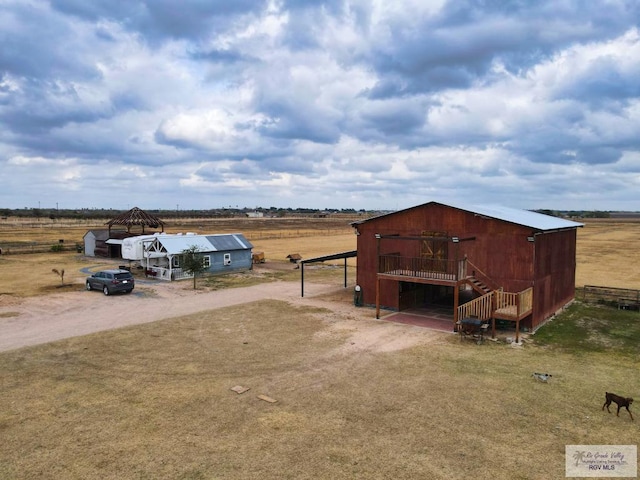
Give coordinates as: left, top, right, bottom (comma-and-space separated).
1, 1, 639, 211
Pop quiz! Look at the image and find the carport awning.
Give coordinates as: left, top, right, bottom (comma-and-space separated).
300, 250, 357, 297
300, 250, 357, 264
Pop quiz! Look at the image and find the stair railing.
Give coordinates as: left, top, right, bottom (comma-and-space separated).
457, 291, 495, 321
465, 260, 500, 291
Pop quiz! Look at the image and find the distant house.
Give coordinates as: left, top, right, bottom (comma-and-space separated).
351, 201, 583, 338
122, 233, 253, 281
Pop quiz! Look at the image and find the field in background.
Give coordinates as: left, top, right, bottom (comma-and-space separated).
0, 216, 358, 297
575, 218, 640, 290
0, 216, 359, 251
1, 216, 640, 295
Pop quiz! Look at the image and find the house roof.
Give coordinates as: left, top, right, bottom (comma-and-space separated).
153, 233, 253, 255
353, 201, 583, 231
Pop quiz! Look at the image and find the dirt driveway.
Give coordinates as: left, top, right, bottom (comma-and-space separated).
0, 277, 447, 353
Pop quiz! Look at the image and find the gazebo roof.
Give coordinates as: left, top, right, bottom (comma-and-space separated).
106, 207, 165, 233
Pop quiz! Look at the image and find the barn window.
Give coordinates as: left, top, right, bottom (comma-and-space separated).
224, 253, 232, 266
172, 256, 180, 268
203, 255, 211, 268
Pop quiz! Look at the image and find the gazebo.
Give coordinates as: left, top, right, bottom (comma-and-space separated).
106, 207, 165, 235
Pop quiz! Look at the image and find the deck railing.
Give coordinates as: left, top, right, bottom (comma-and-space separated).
378, 255, 462, 281
457, 287, 533, 322
146, 266, 193, 281
457, 290, 496, 321
495, 287, 533, 318
465, 260, 500, 291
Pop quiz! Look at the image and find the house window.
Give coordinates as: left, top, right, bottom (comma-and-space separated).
203, 255, 211, 268
224, 253, 232, 266
172, 256, 180, 268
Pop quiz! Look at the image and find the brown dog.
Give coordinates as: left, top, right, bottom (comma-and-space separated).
602, 392, 634, 420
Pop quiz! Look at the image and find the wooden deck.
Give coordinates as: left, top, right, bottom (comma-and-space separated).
375, 254, 533, 342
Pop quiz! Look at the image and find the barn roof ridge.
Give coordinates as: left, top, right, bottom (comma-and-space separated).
352, 200, 583, 231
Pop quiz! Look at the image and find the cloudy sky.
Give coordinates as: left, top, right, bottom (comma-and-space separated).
1, 0, 639, 212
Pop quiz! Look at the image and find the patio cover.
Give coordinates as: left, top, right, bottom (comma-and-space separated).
300, 250, 357, 297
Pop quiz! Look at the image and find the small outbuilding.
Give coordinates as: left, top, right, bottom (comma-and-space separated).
252, 251, 266, 264
83, 229, 135, 258
287, 253, 302, 263
84, 207, 165, 257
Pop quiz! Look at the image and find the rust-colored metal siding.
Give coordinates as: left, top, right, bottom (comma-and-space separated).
531, 229, 577, 329
355, 203, 578, 329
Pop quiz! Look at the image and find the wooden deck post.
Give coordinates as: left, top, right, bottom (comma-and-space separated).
375, 233, 381, 319
491, 291, 497, 339
375, 276, 380, 319
453, 283, 460, 331
515, 293, 521, 343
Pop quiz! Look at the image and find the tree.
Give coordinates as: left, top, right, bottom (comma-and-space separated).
51, 268, 65, 285
181, 245, 207, 289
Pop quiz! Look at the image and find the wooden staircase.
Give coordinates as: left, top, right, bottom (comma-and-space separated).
456, 260, 533, 343
465, 276, 492, 295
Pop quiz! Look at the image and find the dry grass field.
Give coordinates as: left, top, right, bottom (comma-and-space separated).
575, 218, 640, 290
2, 215, 640, 295
1, 298, 639, 479
0, 216, 358, 297
1, 216, 639, 479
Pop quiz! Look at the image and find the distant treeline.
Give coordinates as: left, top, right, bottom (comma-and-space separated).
534, 209, 614, 219
0, 207, 636, 221
0, 206, 373, 220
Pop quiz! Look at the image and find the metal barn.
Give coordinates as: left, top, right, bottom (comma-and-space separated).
352, 201, 583, 338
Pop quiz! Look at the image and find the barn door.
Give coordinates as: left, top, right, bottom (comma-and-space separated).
420, 231, 448, 272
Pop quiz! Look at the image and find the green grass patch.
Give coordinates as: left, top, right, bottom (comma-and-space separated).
533, 302, 640, 356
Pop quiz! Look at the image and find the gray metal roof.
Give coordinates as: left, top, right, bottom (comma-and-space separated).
154, 233, 253, 254
205, 234, 253, 251
354, 201, 583, 231
446, 201, 584, 231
